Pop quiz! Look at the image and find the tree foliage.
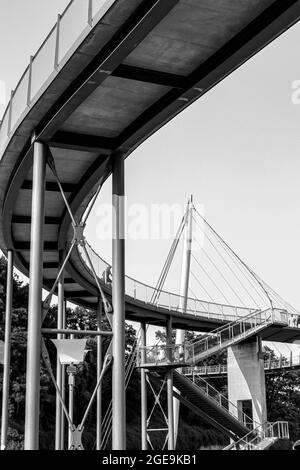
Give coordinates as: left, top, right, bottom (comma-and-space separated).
1, 255, 300, 450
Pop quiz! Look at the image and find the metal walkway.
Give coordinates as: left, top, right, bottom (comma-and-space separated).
138, 308, 300, 368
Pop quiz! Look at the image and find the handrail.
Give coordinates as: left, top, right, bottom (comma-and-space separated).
138, 308, 291, 366
224, 421, 289, 450
80, 242, 258, 323
190, 308, 290, 362
86, 241, 257, 313
0, 0, 114, 153
181, 373, 260, 432
183, 354, 300, 377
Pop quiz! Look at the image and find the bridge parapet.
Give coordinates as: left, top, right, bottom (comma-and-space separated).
80, 242, 258, 322
0, 0, 116, 155
137, 308, 293, 368
137, 343, 193, 369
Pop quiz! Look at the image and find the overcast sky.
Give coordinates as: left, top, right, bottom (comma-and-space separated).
1, 1, 300, 353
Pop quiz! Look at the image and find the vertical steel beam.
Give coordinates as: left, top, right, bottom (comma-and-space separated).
68, 334, 75, 449
55, 250, 65, 450
1, 250, 14, 450
60, 300, 67, 449
174, 197, 193, 445
166, 317, 174, 450
24, 141, 46, 450
112, 153, 126, 450
96, 298, 103, 450
140, 322, 148, 450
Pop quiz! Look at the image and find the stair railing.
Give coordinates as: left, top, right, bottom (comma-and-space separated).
181, 373, 259, 431
223, 421, 289, 450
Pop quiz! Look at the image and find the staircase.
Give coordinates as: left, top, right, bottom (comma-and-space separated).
153, 370, 257, 440
223, 421, 289, 450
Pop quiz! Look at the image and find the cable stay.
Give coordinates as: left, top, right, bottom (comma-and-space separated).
191, 206, 299, 317
150, 210, 187, 304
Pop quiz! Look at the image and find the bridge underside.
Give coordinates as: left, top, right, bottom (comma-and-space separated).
0, 0, 299, 329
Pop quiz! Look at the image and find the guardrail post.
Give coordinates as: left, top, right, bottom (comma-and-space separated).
145, 286, 148, 304
88, 0, 93, 26
27, 56, 33, 106
54, 14, 61, 71
7, 90, 14, 136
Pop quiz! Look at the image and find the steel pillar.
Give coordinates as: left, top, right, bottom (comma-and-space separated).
55, 250, 65, 450
96, 299, 102, 450
61, 300, 66, 449
140, 322, 148, 450
68, 334, 75, 449
24, 141, 47, 450
1, 250, 14, 450
166, 317, 174, 450
174, 197, 193, 446
112, 153, 126, 450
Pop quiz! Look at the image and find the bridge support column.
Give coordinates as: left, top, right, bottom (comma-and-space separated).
166, 317, 174, 450
227, 336, 267, 428
61, 300, 66, 449
1, 249, 14, 450
140, 322, 148, 450
24, 141, 47, 450
55, 250, 65, 450
174, 197, 193, 446
112, 153, 126, 450
96, 298, 103, 450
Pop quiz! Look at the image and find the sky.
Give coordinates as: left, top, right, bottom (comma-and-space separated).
1, 1, 300, 354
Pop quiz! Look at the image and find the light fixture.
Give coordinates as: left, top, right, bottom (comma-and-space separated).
51, 338, 88, 365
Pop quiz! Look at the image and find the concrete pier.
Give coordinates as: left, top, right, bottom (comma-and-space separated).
227, 336, 267, 428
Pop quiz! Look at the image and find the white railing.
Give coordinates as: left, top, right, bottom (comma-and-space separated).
182, 374, 259, 432
0, 0, 115, 155
80, 242, 258, 322
191, 308, 289, 362
224, 421, 289, 450
137, 343, 194, 368
137, 308, 291, 366
184, 354, 300, 377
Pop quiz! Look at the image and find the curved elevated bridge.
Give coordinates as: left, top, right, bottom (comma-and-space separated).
1, 0, 300, 451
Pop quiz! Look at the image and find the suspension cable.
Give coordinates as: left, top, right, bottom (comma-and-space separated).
192, 216, 264, 308
151, 209, 187, 303
193, 207, 274, 309
193, 237, 247, 307
191, 254, 231, 305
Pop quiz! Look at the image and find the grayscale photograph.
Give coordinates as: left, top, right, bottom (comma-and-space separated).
0, 0, 300, 456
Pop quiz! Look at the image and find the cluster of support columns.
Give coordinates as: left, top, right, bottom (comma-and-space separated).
0, 141, 127, 450
0, 141, 269, 451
